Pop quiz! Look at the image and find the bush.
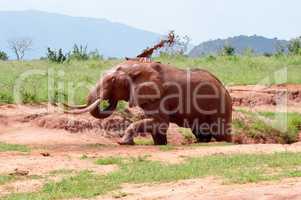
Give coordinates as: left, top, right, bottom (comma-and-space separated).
46, 47, 67, 63
263, 52, 273, 57
46, 46, 103, 63
243, 48, 254, 57
221, 44, 235, 56
288, 37, 301, 55
89, 49, 103, 60
69, 44, 89, 61
0, 50, 8, 61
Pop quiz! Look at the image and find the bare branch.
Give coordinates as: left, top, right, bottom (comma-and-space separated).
7, 38, 33, 60
136, 31, 176, 58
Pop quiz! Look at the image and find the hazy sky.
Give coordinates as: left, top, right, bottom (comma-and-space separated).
1, 0, 300, 44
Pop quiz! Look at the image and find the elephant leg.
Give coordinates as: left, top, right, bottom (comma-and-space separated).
150, 122, 168, 145
192, 128, 212, 143
119, 118, 168, 145
212, 119, 232, 142
191, 119, 212, 143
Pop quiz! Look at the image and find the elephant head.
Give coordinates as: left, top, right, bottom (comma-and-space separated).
64, 61, 164, 118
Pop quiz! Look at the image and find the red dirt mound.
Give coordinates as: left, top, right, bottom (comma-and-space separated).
229, 84, 301, 106
29, 107, 146, 138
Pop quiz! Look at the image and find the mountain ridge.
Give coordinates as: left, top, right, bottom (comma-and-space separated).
0, 10, 161, 59
189, 35, 289, 57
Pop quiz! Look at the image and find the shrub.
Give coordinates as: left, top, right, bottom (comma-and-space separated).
69, 44, 89, 61
275, 42, 286, 57
46, 47, 67, 63
263, 52, 273, 57
221, 44, 235, 56
243, 48, 254, 57
89, 49, 103, 60
288, 37, 301, 55
0, 50, 8, 61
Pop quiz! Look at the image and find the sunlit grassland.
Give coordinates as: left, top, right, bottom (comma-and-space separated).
0, 55, 301, 104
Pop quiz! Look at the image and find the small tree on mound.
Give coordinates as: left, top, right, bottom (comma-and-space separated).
0, 50, 8, 61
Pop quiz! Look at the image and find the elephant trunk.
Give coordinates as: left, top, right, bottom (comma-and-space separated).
64, 84, 117, 119
87, 90, 117, 119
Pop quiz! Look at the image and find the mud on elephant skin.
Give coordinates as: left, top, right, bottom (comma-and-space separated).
64, 60, 232, 145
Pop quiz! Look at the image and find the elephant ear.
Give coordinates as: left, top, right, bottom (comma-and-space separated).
127, 63, 164, 108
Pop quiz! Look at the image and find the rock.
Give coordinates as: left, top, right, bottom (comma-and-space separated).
9, 169, 29, 176
167, 124, 186, 145
40, 152, 50, 157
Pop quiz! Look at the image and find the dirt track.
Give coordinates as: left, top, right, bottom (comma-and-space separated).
1, 84, 301, 199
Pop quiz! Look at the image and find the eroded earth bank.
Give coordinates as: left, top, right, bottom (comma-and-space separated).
1, 84, 301, 200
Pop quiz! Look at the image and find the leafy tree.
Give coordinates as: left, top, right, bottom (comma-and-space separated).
243, 48, 254, 57
89, 49, 103, 60
275, 42, 286, 57
263, 52, 273, 57
69, 44, 89, 61
221, 44, 235, 56
288, 37, 301, 55
46, 47, 67, 63
0, 50, 8, 61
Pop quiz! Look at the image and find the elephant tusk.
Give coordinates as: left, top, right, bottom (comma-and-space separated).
62, 103, 88, 110
64, 99, 101, 114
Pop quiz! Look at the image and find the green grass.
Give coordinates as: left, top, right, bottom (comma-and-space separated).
49, 169, 74, 176
134, 137, 154, 145
1, 55, 301, 104
190, 142, 235, 147
233, 110, 301, 143
156, 55, 301, 85
0, 175, 16, 185
0, 59, 119, 104
0, 174, 42, 187
259, 112, 301, 143
159, 145, 176, 151
80, 154, 88, 160
95, 156, 124, 165
178, 128, 196, 143
4, 152, 301, 200
84, 143, 111, 148
0, 142, 30, 152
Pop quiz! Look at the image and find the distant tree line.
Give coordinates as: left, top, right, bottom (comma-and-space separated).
218, 36, 301, 57
46, 44, 103, 63
1, 35, 301, 61
0, 38, 103, 62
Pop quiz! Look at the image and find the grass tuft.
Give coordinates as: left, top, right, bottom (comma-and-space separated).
95, 156, 124, 165
134, 137, 154, 145
159, 145, 176, 151
0, 142, 30, 152
178, 128, 195, 144
0, 175, 15, 186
